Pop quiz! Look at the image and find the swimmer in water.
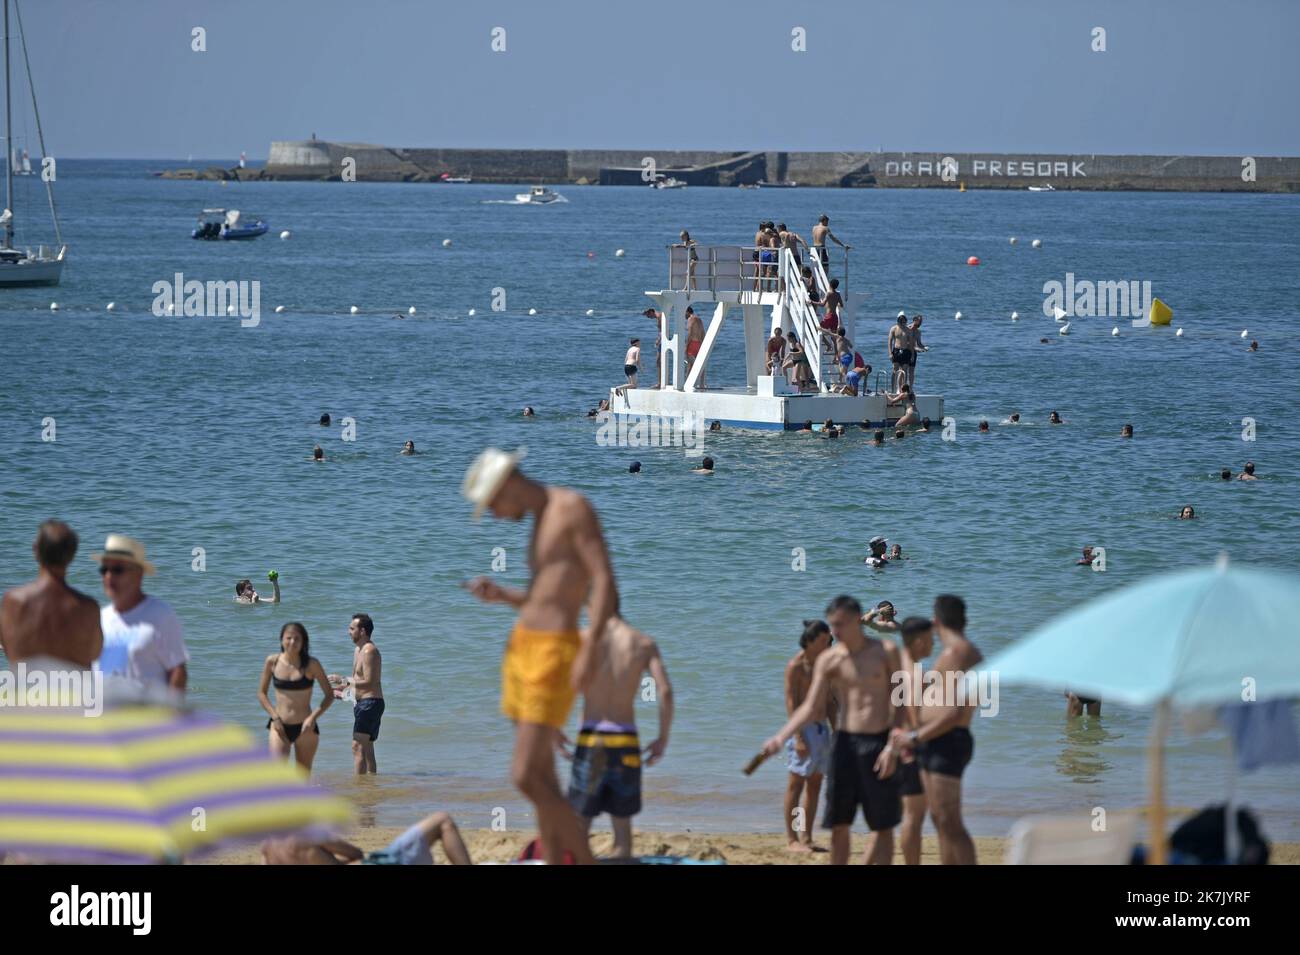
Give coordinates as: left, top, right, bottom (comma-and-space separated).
1076, 546, 1095, 566
709, 421, 722, 432
864, 536, 889, 568
1121, 424, 1134, 438
871, 430, 885, 446
313, 445, 325, 461
1049, 411, 1063, 424
1178, 506, 1196, 520
1007, 413, 1020, 424
1238, 462, 1257, 481
888, 544, 905, 561
796, 419, 815, 436
236, 572, 281, 605
319, 414, 331, 427
523, 407, 536, 418
918, 418, 931, 433
821, 419, 840, 439
1220, 468, 1232, 481
400, 441, 416, 456
691, 456, 715, 475
894, 429, 906, 440
628, 461, 641, 474
978, 421, 989, 433
1249, 340, 1259, 352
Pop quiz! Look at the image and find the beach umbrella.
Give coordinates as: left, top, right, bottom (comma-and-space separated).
984, 557, 1300, 863
0, 703, 351, 863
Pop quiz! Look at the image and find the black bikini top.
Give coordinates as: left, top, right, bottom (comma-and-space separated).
272, 660, 314, 691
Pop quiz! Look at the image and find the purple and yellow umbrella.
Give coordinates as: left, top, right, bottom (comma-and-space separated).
0, 704, 351, 863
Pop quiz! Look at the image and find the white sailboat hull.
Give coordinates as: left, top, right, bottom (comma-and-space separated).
0, 254, 64, 286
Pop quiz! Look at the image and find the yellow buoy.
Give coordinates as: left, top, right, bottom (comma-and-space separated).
959, 181, 966, 192
1149, 298, 1173, 326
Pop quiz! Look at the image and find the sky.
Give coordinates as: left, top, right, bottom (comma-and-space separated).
17, 0, 1300, 159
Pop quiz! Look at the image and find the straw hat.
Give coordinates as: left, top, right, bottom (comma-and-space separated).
91, 534, 157, 575
462, 448, 526, 520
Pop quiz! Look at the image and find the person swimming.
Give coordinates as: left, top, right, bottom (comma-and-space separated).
865, 536, 889, 568
523, 407, 536, 418
888, 544, 904, 561
1178, 506, 1196, 520
709, 421, 722, 432
1049, 411, 1063, 424
871, 429, 885, 446
691, 456, 715, 474
629, 461, 642, 474
796, 419, 815, 435
918, 418, 931, 433
319, 413, 331, 426
1220, 468, 1232, 480
236, 571, 281, 605
313, 445, 325, 461
400, 440, 416, 455
1008, 413, 1020, 424
894, 429, 906, 439
978, 421, 989, 433
1238, 462, 1257, 481
1121, 424, 1134, 438
1076, 546, 1095, 566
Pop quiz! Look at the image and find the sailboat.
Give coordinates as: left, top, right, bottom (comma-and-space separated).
11, 146, 30, 175
0, 0, 65, 286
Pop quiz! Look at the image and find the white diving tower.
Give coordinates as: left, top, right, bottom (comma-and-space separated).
609, 244, 945, 430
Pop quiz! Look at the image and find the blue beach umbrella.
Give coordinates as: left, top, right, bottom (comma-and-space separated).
985, 557, 1300, 863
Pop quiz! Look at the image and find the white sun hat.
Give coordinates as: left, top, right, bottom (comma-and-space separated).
91, 534, 157, 575
462, 448, 527, 520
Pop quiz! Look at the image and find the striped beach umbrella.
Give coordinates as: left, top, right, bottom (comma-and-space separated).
0, 704, 352, 863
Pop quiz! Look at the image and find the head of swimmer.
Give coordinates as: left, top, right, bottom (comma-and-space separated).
279, 621, 311, 670
349, 613, 374, 646
824, 594, 864, 645
1179, 505, 1196, 520
236, 578, 255, 599
799, 619, 832, 660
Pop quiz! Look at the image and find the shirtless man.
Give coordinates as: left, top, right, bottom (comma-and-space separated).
752, 221, 768, 291
765, 326, 787, 376
330, 613, 384, 774
564, 610, 673, 858
761, 595, 906, 865
893, 617, 934, 865
676, 230, 698, 292
821, 279, 844, 333
462, 449, 617, 866
643, 308, 665, 387
262, 810, 471, 866
907, 316, 927, 388
684, 307, 706, 389
887, 314, 912, 392
811, 215, 851, 272
0, 520, 102, 668
782, 619, 836, 852
900, 594, 982, 865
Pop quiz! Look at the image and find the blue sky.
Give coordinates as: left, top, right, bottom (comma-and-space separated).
20, 0, 1300, 159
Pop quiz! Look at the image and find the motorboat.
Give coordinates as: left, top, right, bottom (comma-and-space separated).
516, 185, 562, 204
192, 208, 268, 240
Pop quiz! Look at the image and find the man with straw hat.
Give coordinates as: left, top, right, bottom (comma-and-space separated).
462, 449, 618, 865
93, 534, 189, 693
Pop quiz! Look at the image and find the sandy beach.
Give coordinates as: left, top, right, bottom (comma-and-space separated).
202, 827, 1300, 865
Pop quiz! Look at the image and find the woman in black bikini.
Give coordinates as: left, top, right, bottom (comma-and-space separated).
258, 621, 334, 773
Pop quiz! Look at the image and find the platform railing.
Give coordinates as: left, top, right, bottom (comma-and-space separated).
780, 247, 827, 393
666, 245, 781, 295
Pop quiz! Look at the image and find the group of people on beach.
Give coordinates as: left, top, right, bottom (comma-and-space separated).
763, 593, 983, 864
0, 522, 386, 780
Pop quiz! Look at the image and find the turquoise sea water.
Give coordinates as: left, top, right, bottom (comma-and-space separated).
2, 161, 1298, 840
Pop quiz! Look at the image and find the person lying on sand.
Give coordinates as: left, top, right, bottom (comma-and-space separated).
261, 812, 471, 865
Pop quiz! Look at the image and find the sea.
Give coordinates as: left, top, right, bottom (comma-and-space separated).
2, 160, 1298, 841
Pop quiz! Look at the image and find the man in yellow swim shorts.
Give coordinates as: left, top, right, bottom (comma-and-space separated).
462, 448, 618, 865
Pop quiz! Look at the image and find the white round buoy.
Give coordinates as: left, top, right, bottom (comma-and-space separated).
468, 309, 476, 316
1032, 239, 1042, 249
1010, 311, 1019, 321
1176, 328, 1184, 337
279, 230, 291, 240
408, 306, 416, 315
350, 306, 359, 315
528, 308, 538, 316
1009, 237, 1018, 245
274, 305, 285, 314
615, 249, 625, 258
1059, 322, 1070, 335
954, 311, 962, 321
585, 309, 595, 316
1240, 329, 1248, 338
1112, 327, 1119, 336
226, 305, 236, 315
106, 302, 115, 311
442, 239, 452, 248
49, 302, 58, 311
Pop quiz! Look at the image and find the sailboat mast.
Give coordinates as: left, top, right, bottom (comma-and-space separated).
3, 0, 12, 249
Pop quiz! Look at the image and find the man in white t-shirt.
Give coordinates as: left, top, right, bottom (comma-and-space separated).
93, 534, 189, 692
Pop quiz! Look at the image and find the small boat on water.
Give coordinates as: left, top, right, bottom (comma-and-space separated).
192, 208, 268, 240
516, 185, 562, 204
757, 180, 797, 189
651, 176, 686, 190
1028, 184, 1056, 192
440, 173, 472, 183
